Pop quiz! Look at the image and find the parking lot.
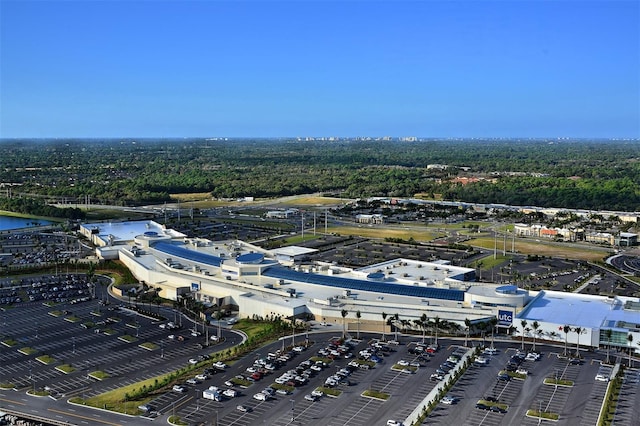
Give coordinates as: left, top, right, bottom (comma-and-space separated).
0, 290, 634, 426
0, 286, 234, 402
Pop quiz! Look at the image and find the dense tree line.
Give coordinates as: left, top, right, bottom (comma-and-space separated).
0, 138, 638, 211
0, 196, 85, 219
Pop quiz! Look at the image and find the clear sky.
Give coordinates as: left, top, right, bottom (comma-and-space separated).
1, 0, 638, 139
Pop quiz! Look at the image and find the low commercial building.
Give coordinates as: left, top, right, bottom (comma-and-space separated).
92, 220, 640, 352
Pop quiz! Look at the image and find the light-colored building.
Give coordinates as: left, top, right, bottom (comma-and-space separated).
93, 220, 640, 352
355, 214, 385, 224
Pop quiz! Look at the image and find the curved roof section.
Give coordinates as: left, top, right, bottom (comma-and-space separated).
263, 267, 465, 301
154, 242, 222, 267
496, 285, 519, 294
236, 253, 265, 264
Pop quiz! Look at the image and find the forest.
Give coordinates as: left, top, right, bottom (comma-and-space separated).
0, 138, 638, 211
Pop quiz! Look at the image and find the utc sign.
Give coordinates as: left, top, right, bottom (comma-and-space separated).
498, 310, 513, 326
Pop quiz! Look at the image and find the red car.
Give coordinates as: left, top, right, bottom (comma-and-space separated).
251, 372, 262, 381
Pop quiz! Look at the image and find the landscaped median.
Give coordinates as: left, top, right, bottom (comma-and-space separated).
476, 399, 509, 411
391, 364, 417, 373
316, 386, 341, 397
56, 364, 75, 374
18, 346, 38, 355
526, 409, 559, 421
1, 338, 17, 347
544, 377, 574, 387
361, 389, 390, 401
118, 334, 138, 343
139, 342, 158, 351
88, 371, 110, 380
36, 354, 56, 365
499, 369, 528, 380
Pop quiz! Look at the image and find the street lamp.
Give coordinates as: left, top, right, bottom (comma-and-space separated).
538, 400, 542, 425
196, 388, 199, 410
290, 398, 295, 421
72, 336, 76, 354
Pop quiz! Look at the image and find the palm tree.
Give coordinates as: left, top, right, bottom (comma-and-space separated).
341, 309, 348, 339
355, 310, 361, 340
400, 319, 410, 335
215, 309, 224, 340
420, 313, 428, 344
574, 326, 584, 358
464, 318, 472, 347
413, 319, 422, 340
393, 313, 400, 341
381, 312, 388, 341
562, 325, 571, 357
520, 320, 528, 351
489, 317, 498, 350
604, 329, 612, 364
531, 321, 540, 352
627, 333, 634, 367
432, 316, 441, 346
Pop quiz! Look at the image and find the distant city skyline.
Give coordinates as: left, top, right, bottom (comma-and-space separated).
1, 0, 638, 139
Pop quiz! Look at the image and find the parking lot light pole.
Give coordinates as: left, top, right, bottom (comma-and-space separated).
72, 336, 76, 354
290, 398, 295, 421
538, 400, 542, 425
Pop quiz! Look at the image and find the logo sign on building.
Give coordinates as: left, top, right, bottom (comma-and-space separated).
191, 282, 200, 292
497, 310, 513, 326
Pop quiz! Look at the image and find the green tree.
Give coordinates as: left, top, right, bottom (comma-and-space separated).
341, 309, 349, 339
520, 319, 528, 351
381, 312, 388, 341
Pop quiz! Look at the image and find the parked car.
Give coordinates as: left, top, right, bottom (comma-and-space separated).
172, 385, 187, 393
442, 395, 457, 405
253, 392, 268, 401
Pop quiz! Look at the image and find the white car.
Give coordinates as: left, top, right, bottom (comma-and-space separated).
195, 374, 208, 381
223, 389, 238, 398
387, 421, 403, 426
188, 358, 198, 365
311, 389, 324, 397
253, 392, 268, 401
475, 357, 489, 364
442, 395, 457, 405
516, 368, 529, 376
595, 374, 610, 382
214, 362, 227, 370
172, 385, 187, 393
484, 347, 498, 355
397, 360, 409, 366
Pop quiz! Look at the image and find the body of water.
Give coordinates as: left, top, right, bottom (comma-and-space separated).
0, 215, 53, 231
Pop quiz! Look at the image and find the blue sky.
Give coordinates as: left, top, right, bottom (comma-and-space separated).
1, 0, 638, 138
